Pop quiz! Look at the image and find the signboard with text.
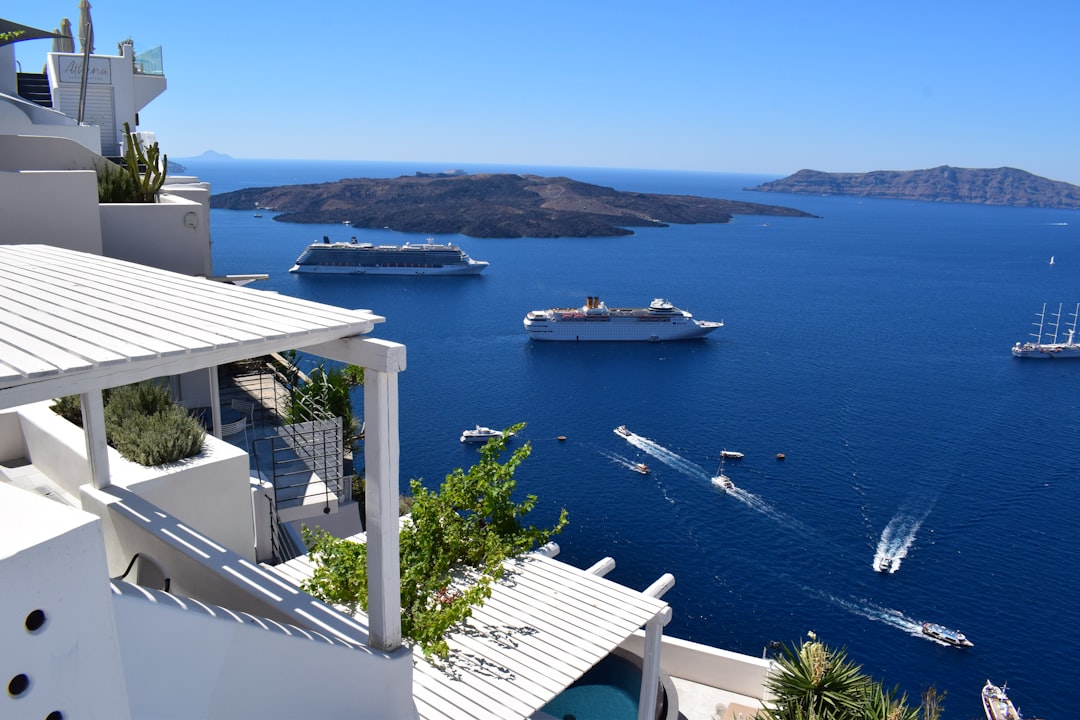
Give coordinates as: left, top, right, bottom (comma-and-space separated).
58, 57, 112, 84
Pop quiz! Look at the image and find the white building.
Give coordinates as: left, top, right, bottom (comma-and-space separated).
0, 10, 773, 720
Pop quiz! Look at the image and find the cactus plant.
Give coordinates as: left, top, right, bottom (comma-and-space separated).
119, 121, 167, 202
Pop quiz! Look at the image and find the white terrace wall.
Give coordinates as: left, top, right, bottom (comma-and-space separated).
0, 168, 103, 254
100, 189, 212, 277
621, 632, 774, 702
112, 587, 416, 719
12, 402, 255, 560
0, 485, 132, 720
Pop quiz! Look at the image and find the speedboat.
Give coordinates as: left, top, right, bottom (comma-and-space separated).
460, 425, 510, 443
873, 556, 894, 573
921, 622, 973, 647
614, 425, 632, 438
633, 462, 650, 475
982, 680, 1022, 720
720, 449, 744, 459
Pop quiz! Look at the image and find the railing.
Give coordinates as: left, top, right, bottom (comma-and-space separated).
133, 45, 165, 76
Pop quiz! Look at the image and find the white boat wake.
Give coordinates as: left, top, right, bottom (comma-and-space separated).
617, 429, 813, 535
812, 590, 924, 639
872, 500, 935, 573
622, 433, 710, 480
598, 450, 650, 475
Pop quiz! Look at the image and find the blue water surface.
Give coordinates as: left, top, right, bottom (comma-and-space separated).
186, 158, 1078, 719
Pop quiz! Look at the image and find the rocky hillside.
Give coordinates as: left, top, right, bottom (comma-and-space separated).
748, 166, 1080, 208
211, 173, 817, 238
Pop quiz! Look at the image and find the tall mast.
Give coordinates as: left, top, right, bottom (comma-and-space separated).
1031, 303, 1046, 344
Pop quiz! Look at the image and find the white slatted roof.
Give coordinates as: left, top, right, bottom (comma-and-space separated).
269, 549, 669, 720
0, 244, 384, 408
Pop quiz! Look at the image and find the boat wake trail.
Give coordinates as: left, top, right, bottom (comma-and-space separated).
598, 450, 648, 474
873, 499, 936, 573
623, 434, 710, 480
619, 430, 814, 536
810, 590, 924, 639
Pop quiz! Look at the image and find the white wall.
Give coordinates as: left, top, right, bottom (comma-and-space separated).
0, 484, 132, 720
0, 410, 27, 461
0, 169, 103, 253
621, 633, 774, 702
0, 134, 107, 171
15, 401, 256, 560
112, 587, 416, 719
110, 435, 256, 561
100, 190, 212, 276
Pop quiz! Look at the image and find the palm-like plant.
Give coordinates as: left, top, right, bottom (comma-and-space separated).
859, 682, 920, 720
761, 636, 871, 720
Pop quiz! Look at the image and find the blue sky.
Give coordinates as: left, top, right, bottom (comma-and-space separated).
17, 1, 1080, 182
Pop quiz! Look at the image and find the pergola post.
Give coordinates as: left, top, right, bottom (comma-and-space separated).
363, 367, 401, 651
80, 389, 110, 489
208, 366, 222, 437
638, 607, 672, 720
638, 574, 674, 720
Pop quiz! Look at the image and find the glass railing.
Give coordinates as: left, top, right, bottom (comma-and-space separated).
133, 45, 164, 75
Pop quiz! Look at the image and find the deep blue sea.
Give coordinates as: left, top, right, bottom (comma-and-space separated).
184, 158, 1078, 719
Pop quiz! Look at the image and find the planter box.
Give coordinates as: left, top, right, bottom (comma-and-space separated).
10, 401, 255, 560
100, 187, 211, 276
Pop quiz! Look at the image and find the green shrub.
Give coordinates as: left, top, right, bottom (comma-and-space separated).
55, 382, 205, 466
303, 424, 567, 658
97, 161, 144, 203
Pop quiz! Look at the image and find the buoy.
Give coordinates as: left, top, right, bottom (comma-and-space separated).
776, 453, 786, 460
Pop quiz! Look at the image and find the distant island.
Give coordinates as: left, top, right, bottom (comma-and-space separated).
748, 166, 1080, 209
210, 173, 817, 238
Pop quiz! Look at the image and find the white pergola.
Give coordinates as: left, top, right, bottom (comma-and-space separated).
0, 245, 676, 719
0, 243, 406, 651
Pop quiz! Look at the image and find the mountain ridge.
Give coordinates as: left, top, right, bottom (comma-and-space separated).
748, 166, 1080, 208
210, 173, 818, 238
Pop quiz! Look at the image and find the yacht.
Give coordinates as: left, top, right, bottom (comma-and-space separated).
712, 457, 735, 490
614, 425, 633, 438
460, 425, 511, 443
921, 622, 973, 647
982, 680, 1023, 720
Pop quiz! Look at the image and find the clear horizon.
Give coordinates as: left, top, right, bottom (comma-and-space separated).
20, 1, 1080, 184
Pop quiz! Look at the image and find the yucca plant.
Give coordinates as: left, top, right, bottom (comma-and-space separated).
762, 635, 870, 720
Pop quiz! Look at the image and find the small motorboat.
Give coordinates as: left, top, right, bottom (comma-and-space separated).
921, 622, 973, 648
776, 453, 786, 460
720, 449, 744, 459
633, 462, 650, 475
460, 425, 512, 443
614, 425, 632, 438
873, 556, 894, 573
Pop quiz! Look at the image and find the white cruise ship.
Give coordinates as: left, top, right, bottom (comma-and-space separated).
524, 296, 723, 341
290, 236, 488, 275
